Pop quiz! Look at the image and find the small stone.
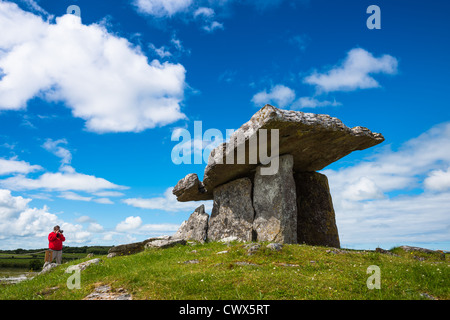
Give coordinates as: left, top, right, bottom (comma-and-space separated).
234, 261, 259, 267
145, 238, 186, 249
65, 258, 101, 273
247, 244, 261, 255
266, 243, 283, 251
183, 259, 199, 264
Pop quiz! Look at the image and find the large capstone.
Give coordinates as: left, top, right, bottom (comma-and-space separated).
295, 172, 340, 248
173, 105, 384, 200
207, 178, 255, 242
253, 154, 297, 243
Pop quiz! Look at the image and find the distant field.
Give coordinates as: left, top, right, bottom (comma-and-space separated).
0, 246, 112, 271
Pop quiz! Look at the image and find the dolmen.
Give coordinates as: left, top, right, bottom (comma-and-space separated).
172, 105, 384, 248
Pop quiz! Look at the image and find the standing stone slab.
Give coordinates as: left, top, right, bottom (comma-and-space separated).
172, 205, 209, 242
253, 154, 297, 244
207, 178, 255, 242
295, 172, 340, 248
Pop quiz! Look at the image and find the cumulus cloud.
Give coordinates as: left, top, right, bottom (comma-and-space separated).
0, 2, 187, 133
42, 138, 72, 165
252, 84, 341, 110
115, 215, 179, 235
292, 96, 341, 109
0, 188, 95, 247
193, 7, 214, 18
424, 167, 450, 191
252, 84, 296, 108
116, 216, 143, 232
0, 165, 127, 193
0, 158, 42, 175
304, 48, 398, 92
123, 187, 213, 213
133, 0, 193, 17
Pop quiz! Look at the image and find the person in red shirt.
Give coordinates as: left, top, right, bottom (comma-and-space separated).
48, 225, 65, 264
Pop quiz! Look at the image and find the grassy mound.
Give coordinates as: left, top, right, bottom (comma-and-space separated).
0, 242, 448, 300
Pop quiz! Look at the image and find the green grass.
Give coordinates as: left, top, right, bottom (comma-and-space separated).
0, 242, 448, 300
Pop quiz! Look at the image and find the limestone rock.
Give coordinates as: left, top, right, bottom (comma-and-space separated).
173, 173, 210, 202
175, 105, 384, 200
84, 285, 132, 300
266, 243, 283, 251
108, 236, 169, 256
295, 172, 340, 248
145, 238, 186, 249
172, 205, 209, 242
65, 258, 102, 273
39, 262, 58, 274
207, 178, 255, 242
253, 154, 297, 244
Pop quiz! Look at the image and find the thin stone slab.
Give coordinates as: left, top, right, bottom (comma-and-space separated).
207, 178, 255, 242
253, 154, 297, 244
295, 172, 340, 248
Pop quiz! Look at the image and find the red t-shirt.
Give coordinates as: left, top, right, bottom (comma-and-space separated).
48, 232, 65, 250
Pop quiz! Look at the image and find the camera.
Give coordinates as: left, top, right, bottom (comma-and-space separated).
59, 230, 64, 234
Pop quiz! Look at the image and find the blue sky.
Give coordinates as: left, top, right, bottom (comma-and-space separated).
0, 0, 449, 250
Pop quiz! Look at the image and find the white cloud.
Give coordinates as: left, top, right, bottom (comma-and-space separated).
94, 197, 114, 204
93, 191, 124, 197
0, 2, 187, 133
0, 189, 65, 246
0, 158, 42, 175
252, 85, 341, 110
133, 0, 193, 17
149, 43, 172, 58
58, 191, 92, 202
123, 187, 213, 213
304, 48, 398, 92
194, 7, 214, 18
292, 96, 341, 109
203, 20, 224, 32
17, 0, 51, 18
340, 176, 385, 201
139, 223, 180, 232
322, 122, 450, 249
75, 215, 95, 223
116, 216, 143, 232
42, 138, 72, 165
251, 84, 296, 108
0, 165, 128, 193
134, 1, 228, 32
87, 222, 104, 232
424, 167, 450, 191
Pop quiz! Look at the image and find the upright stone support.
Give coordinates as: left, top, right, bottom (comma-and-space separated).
295, 172, 340, 248
172, 205, 209, 243
252, 154, 297, 243
207, 178, 255, 242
